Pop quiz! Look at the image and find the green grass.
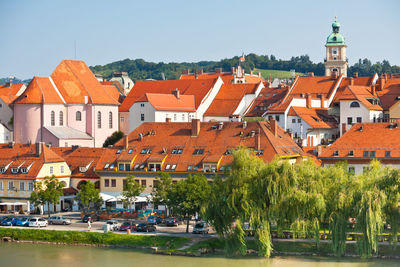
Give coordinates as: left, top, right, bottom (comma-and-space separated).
0, 228, 189, 250
254, 68, 303, 80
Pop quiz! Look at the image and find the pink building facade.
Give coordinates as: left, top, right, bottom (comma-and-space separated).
13, 60, 120, 148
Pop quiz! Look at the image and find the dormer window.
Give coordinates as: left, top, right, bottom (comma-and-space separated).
116, 149, 122, 154
165, 164, 170, 171
333, 150, 339, 157
171, 148, 183, 154
348, 150, 354, 157
225, 149, 232, 155
370, 151, 376, 158
350, 101, 360, 108
20, 168, 28, 174
363, 151, 369, 157
79, 167, 87, 173
11, 168, 18, 174
104, 163, 109, 169
171, 164, 177, 171
0, 167, 5, 174
187, 165, 193, 171
128, 149, 133, 154
193, 149, 205, 155
256, 149, 264, 155
385, 151, 391, 157
140, 148, 151, 154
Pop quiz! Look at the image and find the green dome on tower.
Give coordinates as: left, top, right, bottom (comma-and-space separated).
326, 17, 345, 46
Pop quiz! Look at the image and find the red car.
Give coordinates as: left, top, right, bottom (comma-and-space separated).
119, 222, 137, 231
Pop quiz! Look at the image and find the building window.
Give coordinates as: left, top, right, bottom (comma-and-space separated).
140, 103, 145, 107
109, 112, 113, 128
292, 119, 296, 123
105, 179, 110, 187
125, 164, 130, 171
370, 151, 376, 158
60, 165, 64, 174
59, 111, 63, 126
141, 180, 146, 187
0, 181, 3, 191
19, 182, 25, 191
174, 114, 177, 121
49, 166, 54, 175
111, 179, 116, 187
121, 116, 124, 122
28, 182, 33, 191
153, 180, 158, 188
347, 117, 352, 125
97, 111, 102, 128
350, 101, 360, 108
8, 181, 14, 191
182, 114, 185, 121
356, 117, 362, 123
348, 166, 355, 174
275, 115, 280, 122
119, 163, 125, 171
140, 114, 144, 121
76, 111, 82, 121
51, 111, 55, 126
363, 151, 369, 157
385, 151, 391, 157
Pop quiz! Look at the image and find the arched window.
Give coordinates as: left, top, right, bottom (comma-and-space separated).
51, 111, 55, 126
109, 111, 113, 129
350, 101, 360, 108
76, 111, 81, 121
59, 111, 63, 126
97, 111, 101, 128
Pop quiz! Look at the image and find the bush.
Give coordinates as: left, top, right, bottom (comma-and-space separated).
103, 131, 124, 147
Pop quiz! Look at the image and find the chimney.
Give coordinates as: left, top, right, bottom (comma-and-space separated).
350, 77, 354, 86
353, 72, 358, 78
35, 142, 42, 157
173, 88, 180, 99
124, 135, 129, 150
317, 146, 323, 157
218, 122, 224, 130
181, 69, 189, 75
320, 95, 326, 108
256, 129, 261, 151
269, 117, 278, 137
138, 133, 143, 141
308, 72, 314, 77
242, 121, 247, 129
288, 131, 293, 138
191, 119, 200, 137
306, 94, 312, 108
196, 69, 203, 75
5, 81, 12, 87
379, 75, 386, 90
166, 117, 171, 123
332, 71, 338, 80
342, 123, 346, 135
258, 72, 261, 78
371, 84, 376, 96
231, 67, 236, 74
215, 68, 222, 74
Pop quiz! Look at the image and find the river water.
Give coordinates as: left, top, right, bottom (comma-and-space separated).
1, 242, 398, 267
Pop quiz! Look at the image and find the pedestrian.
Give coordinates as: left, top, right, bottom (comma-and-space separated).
88, 217, 92, 232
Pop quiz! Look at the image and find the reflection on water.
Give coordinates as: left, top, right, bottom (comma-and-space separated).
0, 242, 398, 267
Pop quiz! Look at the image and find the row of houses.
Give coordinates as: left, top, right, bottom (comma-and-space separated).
0, 119, 303, 212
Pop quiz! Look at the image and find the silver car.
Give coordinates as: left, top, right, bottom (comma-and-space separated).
105, 220, 120, 231
48, 216, 71, 225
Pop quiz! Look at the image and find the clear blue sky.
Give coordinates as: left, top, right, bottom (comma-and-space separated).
0, 0, 399, 79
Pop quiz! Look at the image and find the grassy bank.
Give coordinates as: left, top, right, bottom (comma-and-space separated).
183, 238, 400, 257
0, 228, 189, 250
254, 68, 303, 79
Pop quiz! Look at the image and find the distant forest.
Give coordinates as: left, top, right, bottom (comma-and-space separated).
1, 54, 399, 84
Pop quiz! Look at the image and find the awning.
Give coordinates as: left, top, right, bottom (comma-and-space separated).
100, 192, 151, 203
0, 202, 28, 205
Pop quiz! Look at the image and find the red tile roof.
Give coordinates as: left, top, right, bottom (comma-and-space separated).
288, 107, 337, 129
319, 123, 400, 159
376, 77, 400, 110
13, 77, 64, 104
180, 72, 265, 84
0, 83, 25, 105
50, 60, 120, 105
97, 121, 303, 173
204, 83, 261, 117
246, 86, 288, 117
143, 93, 195, 112
337, 85, 382, 111
119, 78, 219, 112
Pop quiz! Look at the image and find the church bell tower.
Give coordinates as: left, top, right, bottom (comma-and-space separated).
324, 17, 348, 77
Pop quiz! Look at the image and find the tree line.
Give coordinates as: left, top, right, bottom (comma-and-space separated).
89, 54, 400, 82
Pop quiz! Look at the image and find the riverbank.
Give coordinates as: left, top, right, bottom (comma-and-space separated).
1, 228, 400, 259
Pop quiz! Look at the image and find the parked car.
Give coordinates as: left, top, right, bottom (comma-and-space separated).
119, 221, 137, 231
136, 223, 156, 232
165, 217, 183, 226
82, 214, 99, 223
16, 217, 32, 227
48, 216, 71, 225
155, 216, 164, 225
147, 216, 156, 224
29, 217, 48, 228
192, 221, 209, 234
1, 217, 18, 226
105, 220, 119, 231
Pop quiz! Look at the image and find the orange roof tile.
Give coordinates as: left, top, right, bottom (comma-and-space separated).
0, 83, 25, 105
337, 85, 382, 111
144, 93, 195, 111
96, 121, 303, 173
119, 78, 218, 112
204, 83, 260, 117
319, 123, 400, 159
246, 86, 288, 117
51, 60, 119, 105
376, 78, 400, 110
180, 72, 265, 84
13, 77, 64, 104
289, 107, 337, 129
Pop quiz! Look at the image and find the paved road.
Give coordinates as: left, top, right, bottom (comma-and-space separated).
0, 212, 216, 238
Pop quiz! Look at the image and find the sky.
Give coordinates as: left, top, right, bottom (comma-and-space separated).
0, 0, 399, 79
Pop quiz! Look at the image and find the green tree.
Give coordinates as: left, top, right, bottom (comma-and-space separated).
29, 176, 64, 218
151, 172, 172, 209
103, 131, 124, 147
76, 181, 102, 214
122, 175, 144, 210
167, 174, 211, 233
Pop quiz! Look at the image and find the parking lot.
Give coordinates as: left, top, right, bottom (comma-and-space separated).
0, 212, 216, 238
